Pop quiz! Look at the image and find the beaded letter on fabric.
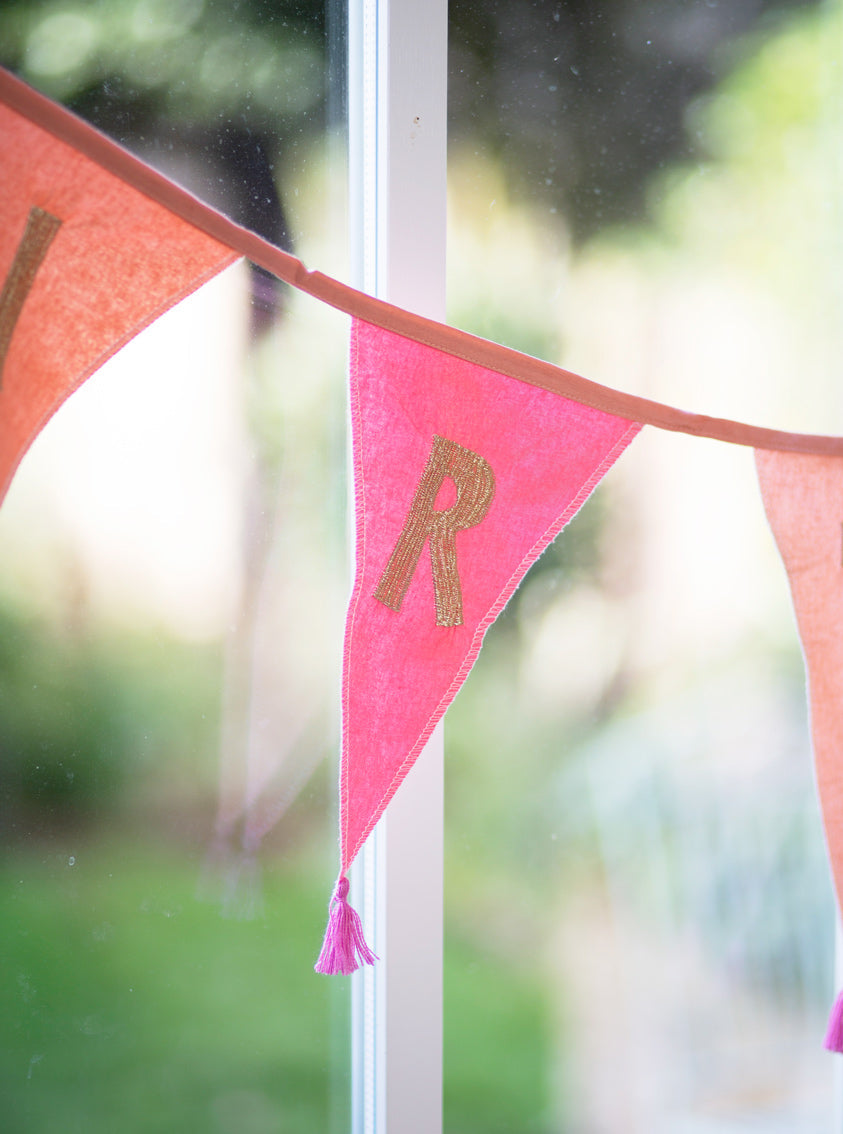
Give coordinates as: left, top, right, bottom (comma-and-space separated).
374, 434, 495, 627
0, 206, 62, 386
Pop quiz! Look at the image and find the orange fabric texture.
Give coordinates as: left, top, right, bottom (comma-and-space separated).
756, 449, 843, 913
0, 97, 237, 502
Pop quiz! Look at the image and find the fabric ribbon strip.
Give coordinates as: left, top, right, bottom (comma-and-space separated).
2, 65, 841, 458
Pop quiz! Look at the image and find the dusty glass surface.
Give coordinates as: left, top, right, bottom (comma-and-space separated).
0, 3, 351, 1131
445, 3, 841, 1131
4, 1, 843, 1130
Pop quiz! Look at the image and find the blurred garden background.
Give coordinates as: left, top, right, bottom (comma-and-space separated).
0, 0, 841, 1130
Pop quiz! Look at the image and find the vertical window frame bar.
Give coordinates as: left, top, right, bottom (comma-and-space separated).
348, 0, 447, 1131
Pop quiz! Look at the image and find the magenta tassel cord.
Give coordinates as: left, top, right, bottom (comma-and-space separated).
314, 875, 377, 975
824, 991, 843, 1053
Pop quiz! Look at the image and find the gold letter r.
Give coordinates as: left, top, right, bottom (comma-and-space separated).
374, 435, 495, 627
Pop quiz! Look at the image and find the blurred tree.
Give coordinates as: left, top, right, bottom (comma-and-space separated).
0, 0, 822, 244
449, 0, 825, 238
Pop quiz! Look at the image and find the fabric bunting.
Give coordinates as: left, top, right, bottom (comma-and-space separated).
755, 450, 843, 1051
6, 67, 843, 1048
314, 320, 640, 972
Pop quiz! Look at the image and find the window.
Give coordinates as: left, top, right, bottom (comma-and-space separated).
0, 3, 351, 1130
1, 3, 841, 1132
444, 4, 841, 1132
346, 3, 446, 1130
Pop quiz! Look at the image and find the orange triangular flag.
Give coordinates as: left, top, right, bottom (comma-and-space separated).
756, 448, 843, 1051
0, 71, 237, 502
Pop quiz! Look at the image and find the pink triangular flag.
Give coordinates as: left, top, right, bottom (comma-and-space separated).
315, 318, 641, 972
756, 448, 843, 1051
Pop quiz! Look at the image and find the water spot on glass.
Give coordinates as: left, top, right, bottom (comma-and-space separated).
93, 922, 114, 942
141, 896, 182, 917
212, 1088, 280, 1131
26, 1054, 43, 1080
17, 974, 35, 1003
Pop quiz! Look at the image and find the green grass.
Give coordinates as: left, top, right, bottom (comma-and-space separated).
444, 935, 554, 1134
0, 605, 554, 1131
0, 836, 554, 1132
0, 839, 346, 1134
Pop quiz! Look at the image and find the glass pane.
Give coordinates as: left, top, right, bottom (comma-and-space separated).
446, 3, 839, 1131
0, 4, 350, 1131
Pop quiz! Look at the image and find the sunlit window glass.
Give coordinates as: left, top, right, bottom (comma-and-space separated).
0, 4, 350, 1131
446, 4, 840, 1131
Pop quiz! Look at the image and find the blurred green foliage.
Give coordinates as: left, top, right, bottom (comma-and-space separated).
0, 0, 326, 123
0, 0, 840, 1129
444, 934, 553, 1134
0, 605, 221, 833
0, 0, 821, 238
0, 845, 338, 1133
0, 833, 554, 1133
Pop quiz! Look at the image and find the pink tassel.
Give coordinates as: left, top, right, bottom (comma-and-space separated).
825, 991, 843, 1053
314, 875, 377, 975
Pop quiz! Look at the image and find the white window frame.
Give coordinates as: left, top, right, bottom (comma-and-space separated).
347, 1, 448, 1131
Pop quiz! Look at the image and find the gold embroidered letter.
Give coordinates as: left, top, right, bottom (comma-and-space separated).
0, 207, 62, 387
374, 435, 495, 627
